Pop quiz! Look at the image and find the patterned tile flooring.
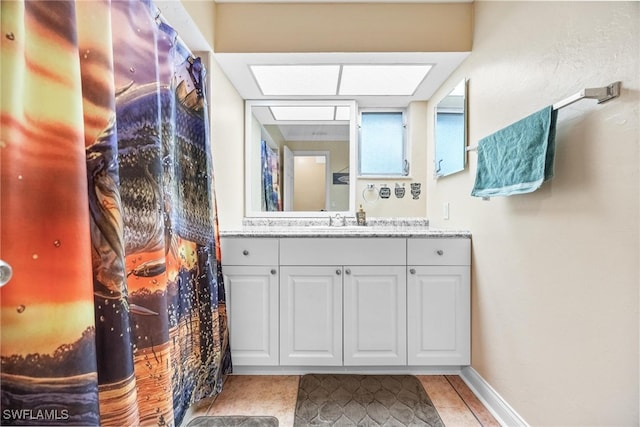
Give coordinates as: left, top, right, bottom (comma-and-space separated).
182, 375, 501, 427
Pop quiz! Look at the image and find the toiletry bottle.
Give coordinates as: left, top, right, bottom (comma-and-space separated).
357, 205, 366, 226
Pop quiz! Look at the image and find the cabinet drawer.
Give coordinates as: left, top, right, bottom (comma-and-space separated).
221, 238, 278, 266
280, 238, 406, 266
407, 238, 470, 266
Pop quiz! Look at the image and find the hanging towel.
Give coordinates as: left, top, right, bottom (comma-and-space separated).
471, 105, 558, 197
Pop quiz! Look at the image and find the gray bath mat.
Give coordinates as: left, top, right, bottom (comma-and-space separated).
294, 374, 444, 426
186, 415, 279, 427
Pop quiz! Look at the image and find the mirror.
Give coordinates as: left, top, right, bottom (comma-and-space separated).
434, 79, 467, 177
245, 100, 357, 217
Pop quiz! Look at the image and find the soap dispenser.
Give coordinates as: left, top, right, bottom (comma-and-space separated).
356, 204, 367, 226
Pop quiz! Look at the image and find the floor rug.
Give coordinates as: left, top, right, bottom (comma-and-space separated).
294, 374, 444, 426
185, 415, 279, 427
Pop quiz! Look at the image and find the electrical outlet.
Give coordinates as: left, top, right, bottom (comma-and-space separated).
443, 202, 450, 220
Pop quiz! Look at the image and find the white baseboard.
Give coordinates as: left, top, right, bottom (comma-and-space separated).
460, 367, 529, 427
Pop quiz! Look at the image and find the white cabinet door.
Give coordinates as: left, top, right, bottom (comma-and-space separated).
343, 266, 407, 366
223, 266, 279, 366
407, 266, 470, 366
280, 266, 343, 366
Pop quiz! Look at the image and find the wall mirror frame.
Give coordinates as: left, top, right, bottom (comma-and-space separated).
434, 78, 468, 178
245, 99, 357, 218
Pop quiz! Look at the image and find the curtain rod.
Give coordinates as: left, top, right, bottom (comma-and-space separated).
153, 5, 196, 61
466, 81, 622, 152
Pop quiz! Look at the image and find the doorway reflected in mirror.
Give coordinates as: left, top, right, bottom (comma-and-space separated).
246, 100, 357, 217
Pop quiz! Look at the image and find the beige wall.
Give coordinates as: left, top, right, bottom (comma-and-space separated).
426, 2, 639, 425
181, 0, 215, 46
215, 3, 472, 53
209, 57, 245, 229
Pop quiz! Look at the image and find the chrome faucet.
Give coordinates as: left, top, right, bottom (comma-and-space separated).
330, 213, 345, 227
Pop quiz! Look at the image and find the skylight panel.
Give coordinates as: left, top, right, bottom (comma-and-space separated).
334, 106, 351, 121
251, 65, 340, 96
270, 106, 336, 121
339, 65, 432, 96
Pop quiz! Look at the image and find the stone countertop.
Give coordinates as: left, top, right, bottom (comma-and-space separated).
219, 227, 470, 238
219, 217, 470, 238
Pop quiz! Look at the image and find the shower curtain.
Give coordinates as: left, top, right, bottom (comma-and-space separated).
0, 1, 231, 426
261, 141, 281, 212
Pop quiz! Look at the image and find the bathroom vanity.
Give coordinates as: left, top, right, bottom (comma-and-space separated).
220, 221, 470, 373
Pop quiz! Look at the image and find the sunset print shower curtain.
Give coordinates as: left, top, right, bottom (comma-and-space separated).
261, 141, 281, 212
0, 1, 231, 425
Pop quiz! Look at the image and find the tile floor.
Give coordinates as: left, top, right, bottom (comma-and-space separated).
182, 374, 501, 427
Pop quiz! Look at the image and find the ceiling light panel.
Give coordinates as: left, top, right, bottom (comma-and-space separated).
334, 106, 351, 121
270, 106, 336, 121
251, 65, 340, 96
339, 65, 432, 96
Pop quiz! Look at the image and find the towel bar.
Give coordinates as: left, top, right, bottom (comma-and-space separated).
466, 81, 622, 152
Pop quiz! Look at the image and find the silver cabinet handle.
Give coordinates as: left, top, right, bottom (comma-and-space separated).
242, 250, 249, 256
409, 268, 416, 275
436, 250, 444, 256
345, 268, 351, 275
336, 269, 342, 275
0, 260, 13, 287
270, 269, 277, 275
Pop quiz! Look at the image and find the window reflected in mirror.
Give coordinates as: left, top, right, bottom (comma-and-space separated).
359, 110, 408, 176
434, 79, 467, 177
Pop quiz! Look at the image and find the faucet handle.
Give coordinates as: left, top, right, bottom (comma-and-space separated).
331, 213, 345, 226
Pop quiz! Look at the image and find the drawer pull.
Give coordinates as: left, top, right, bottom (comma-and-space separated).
409, 268, 416, 275
345, 268, 351, 275
242, 250, 249, 256
270, 269, 277, 275
436, 250, 444, 256
336, 269, 342, 275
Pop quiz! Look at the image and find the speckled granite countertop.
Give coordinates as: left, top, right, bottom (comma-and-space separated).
219, 217, 471, 238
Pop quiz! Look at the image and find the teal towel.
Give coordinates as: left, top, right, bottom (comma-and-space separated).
471, 106, 558, 197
